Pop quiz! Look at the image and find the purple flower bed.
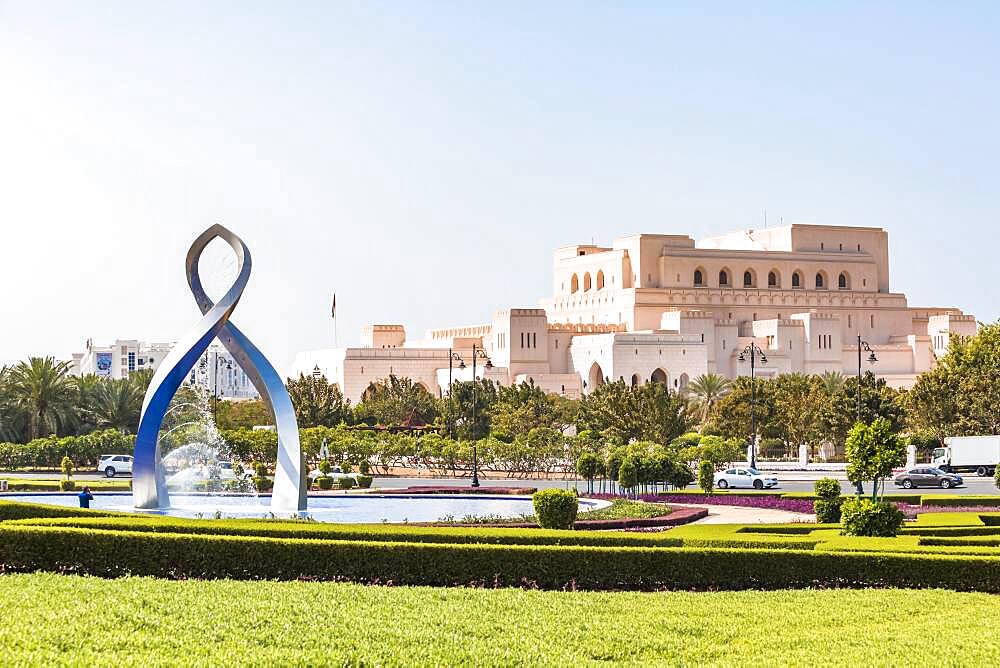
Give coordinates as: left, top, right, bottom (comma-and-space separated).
590, 493, 816, 514
378, 486, 537, 495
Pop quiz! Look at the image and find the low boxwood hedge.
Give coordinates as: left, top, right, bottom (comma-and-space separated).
6, 516, 686, 548
0, 500, 123, 521
0, 479, 130, 492
5, 524, 1000, 591
920, 496, 1000, 507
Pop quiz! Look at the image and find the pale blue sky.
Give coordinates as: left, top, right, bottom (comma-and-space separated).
1, 2, 997, 374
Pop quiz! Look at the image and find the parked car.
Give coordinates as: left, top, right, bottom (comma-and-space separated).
894, 467, 963, 489
214, 461, 253, 481
714, 467, 779, 490
98, 454, 133, 478
307, 467, 356, 482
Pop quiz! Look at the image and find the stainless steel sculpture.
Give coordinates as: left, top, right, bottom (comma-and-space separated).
133, 224, 306, 511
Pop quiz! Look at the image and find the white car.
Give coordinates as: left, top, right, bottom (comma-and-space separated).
215, 461, 253, 481
98, 454, 133, 478
714, 467, 779, 490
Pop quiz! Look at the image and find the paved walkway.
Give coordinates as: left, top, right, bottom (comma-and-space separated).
668, 502, 815, 524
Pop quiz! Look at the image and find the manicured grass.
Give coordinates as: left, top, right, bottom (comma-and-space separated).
1, 574, 999, 665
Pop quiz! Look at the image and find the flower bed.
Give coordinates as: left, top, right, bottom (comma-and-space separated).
378, 486, 537, 496
641, 493, 816, 514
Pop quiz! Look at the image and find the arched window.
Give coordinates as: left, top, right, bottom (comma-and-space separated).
815, 272, 825, 289
583, 272, 592, 291
743, 270, 754, 287
838, 272, 849, 289
650, 368, 668, 385
630, 373, 640, 388
694, 269, 704, 286
570, 274, 579, 293
596, 270, 605, 290
792, 271, 802, 288
768, 271, 778, 288
719, 269, 730, 287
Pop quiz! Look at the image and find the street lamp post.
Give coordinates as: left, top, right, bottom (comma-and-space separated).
470, 343, 492, 488
447, 349, 465, 438
201, 353, 232, 422
854, 335, 878, 496
738, 343, 768, 470
856, 334, 878, 423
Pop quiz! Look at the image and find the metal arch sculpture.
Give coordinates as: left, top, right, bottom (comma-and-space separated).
132, 224, 306, 511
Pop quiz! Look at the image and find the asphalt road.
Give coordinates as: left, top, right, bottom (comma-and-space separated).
6, 471, 998, 496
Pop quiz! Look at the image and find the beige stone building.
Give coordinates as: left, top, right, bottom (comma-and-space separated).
293, 224, 976, 403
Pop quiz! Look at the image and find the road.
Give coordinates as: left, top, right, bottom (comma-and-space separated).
6, 471, 997, 496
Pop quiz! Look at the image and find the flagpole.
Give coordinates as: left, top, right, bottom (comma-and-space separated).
331, 293, 338, 348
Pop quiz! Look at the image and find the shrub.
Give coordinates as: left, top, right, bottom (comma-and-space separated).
340, 461, 352, 475
698, 461, 714, 495
356, 475, 373, 489
618, 456, 638, 495
814, 477, 843, 523
316, 476, 334, 490
666, 461, 695, 490
318, 459, 331, 475
60, 456, 74, 479
254, 462, 268, 478
841, 498, 904, 537
254, 476, 273, 492
337, 476, 355, 490
58, 480, 76, 491
920, 496, 1000, 508
814, 478, 842, 501
358, 459, 371, 475
533, 489, 578, 530
0, 501, 122, 521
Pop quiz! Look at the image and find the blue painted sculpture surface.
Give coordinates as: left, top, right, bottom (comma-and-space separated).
133, 225, 305, 511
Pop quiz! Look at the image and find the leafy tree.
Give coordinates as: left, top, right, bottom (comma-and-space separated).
443, 378, 496, 440
216, 399, 273, 430
820, 373, 905, 453
845, 418, 905, 502
684, 373, 731, 424
575, 452, 600, 494
618, 455, 639, 497
285, 374, 351, 427
357, 375, 439, 427
905, 323, 1000, 438
489, 380, 565, 440
770, 373, 826, 456
577, 380, 689, 444
698, 460, 715, 494
6, 357, 77, 440
710, 376, 777, 445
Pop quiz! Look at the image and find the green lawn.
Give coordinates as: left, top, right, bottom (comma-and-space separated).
1, 574, 998, 665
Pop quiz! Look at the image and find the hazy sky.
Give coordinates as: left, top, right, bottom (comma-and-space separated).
1, 2, 997, 375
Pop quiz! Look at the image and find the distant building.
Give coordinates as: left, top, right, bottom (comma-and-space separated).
292, 223, 975, 403
69, 339, 258, 400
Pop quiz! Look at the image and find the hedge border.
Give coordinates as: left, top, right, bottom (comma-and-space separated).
5, 524, 1000, 591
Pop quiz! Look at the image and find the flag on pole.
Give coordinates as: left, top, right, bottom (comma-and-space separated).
331, 293, 337, 318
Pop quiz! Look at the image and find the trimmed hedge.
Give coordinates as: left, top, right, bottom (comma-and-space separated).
0, 479, 130, 492
5, 524, 1000, 590
920, 496, 1000, 508
5, 516, 687, 548
0, 500, 124, 521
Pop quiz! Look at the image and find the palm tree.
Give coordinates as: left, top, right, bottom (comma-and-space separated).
818, 370, 846, 395
684, 373, 732, 424
6, 357, 77, 440
88, 377, 144, 433
0, 365, 25, 442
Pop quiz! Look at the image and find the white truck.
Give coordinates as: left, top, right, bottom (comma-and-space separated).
932, 436, 1000, 477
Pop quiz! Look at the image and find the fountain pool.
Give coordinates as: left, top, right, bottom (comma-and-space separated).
3, 493, 607, 524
